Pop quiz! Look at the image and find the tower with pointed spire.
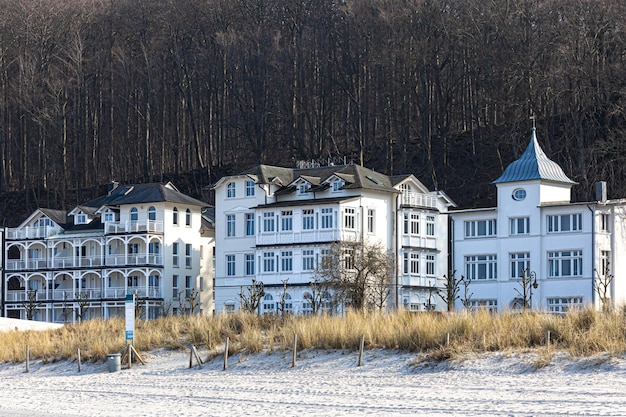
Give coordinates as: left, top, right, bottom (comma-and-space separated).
450, 127, 626, 313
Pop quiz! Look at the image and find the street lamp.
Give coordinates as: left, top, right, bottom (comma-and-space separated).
528, 271, 538, 310
517, 269, 538, 312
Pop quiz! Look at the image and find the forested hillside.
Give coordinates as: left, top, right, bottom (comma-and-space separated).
0, 0, 624, 225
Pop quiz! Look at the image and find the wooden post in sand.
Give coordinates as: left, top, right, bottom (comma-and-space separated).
223, 337, 229, 371
357, 334, 365, 367
25, 345, 30, 373
292, 333, 297, 368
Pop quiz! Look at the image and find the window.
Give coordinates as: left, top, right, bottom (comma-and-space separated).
468, 299, 498, 313
262, 294, 275, 312
548, 297, 583, 313
465, 255, 497, 280
426, 215, 435, 236
245, 254, 255, 276
410, 213, 419, 235
148, 206, 156, 221
149, 274, 159, 287
130, 207, 138, 222
173, 208, 178, 225
547, 214, 582, 233
185, 209, 191, 226
332, 180, 343, 191
297, 183, 309, 195
509, 217, 530, 235
281, 251, 293, 272
103, 210, 114, 222
227, 182, 236, 198
343, 248, 354, 270
402, 252, 419, 274
281, 210, 293, 231
548, 251, 582, 277
226, 255, 236, 276
344, 207, 355, 229
367, 209, 375, 233
185, 275, 192, 296
426, 254, 435, 276
321, 208, 333, 229
224, 302, 236, 313
128, 275, 139, 288
127, 243, 139, 254
245, 213, 255, 236
512, 188, 527, 201
302, 209, 315, 230
600, 250, 611, 276
403, 213, 409, 234
185, 244, 192, 268
600, 213, 610, 232
226, 214, 236, 237
464, 220, 497, 238
302, 250, 315, 271
172, 243, 179, 267
246, 180, 255, 197
263, 252, 275, 272
510, 252, 530, 279
263, 212, 275, 232
76, 213, 87, 224
172, 275, 179, 297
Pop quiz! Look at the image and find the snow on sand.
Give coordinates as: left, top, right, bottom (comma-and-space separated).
1, 318, 625, 417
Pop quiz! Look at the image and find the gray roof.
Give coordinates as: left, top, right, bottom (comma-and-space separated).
83, 182, 207, 208
493, 128, 576, 185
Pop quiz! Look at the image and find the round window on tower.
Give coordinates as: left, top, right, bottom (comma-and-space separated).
512, 188, 527, 201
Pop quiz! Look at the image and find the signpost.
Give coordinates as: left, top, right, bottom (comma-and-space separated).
125, 293, 135, 345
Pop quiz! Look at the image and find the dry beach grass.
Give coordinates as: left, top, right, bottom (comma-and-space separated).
1, 308, 625, 364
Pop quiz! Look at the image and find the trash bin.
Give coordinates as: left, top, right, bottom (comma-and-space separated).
106, 353, 121, 372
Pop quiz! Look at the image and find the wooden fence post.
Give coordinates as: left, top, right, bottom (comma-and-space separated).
357, 334, 365, 367
25, 345, 30, 373
127, 344, 132, 369
292, 333, 297, 368
223, 337, 229, 371
77, 348, 81, 372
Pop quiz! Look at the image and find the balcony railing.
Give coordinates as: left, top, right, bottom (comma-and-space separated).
5, 254, 163, 271
257, 229, 360, 246
106, 254, 163, 266
6, 286, 162, 302
400, 192, 438, 209
105, 220, 163, 234
400, 235, 438, 250
6, 226, 61, 240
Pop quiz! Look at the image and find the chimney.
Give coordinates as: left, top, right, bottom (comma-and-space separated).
108, 181, 119, 195
595, 181, 607, 202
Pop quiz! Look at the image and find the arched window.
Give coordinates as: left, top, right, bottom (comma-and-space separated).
185, 208, 191, 226
262, 294, 275, 313
173, 207, 178, 225
130, 207, 138, 222
148, 206, 156, 221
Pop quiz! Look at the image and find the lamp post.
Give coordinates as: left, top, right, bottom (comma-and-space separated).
518, 269, 538, 312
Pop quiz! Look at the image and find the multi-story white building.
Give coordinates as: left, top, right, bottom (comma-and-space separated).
212, 163, 455, 314
3, 182, 215, 323
451, 128, 626, 313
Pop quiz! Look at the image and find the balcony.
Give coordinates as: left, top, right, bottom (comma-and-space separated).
400, 235, 438, 250
105, 254, 163, 266
105, 220, 163, 234
5, 256, 106, 271
256, 229, 363, 246
6, 286, 162, 302
6, 226, 60, 240
400, 192, 438, 209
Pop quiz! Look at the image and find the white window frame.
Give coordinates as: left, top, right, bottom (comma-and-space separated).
426, 215, 435, 236
426, 254, 435, 276
464, 219, 497, 238
547, 297, 583, 313
410, 213, 419, 235
465, 255, 497, 280
281, 210, 293, 231
263, 212, 275, 232
321, 208, 333, 229
367, 209, 375, 233
246, 180, 255, 197
344, 207, 356, 230
547, 213, 582, 233
509, 217, 530, 235
245, 213, 255, 236
281, 250, 293, 272
245, 254, 255, 276
226, 214, 236, 237
510, 252, 530, 279
263, 252, 275, 272
548, 250, 583, 277
469, 299, 498, 313
302, 209, 315, 230
226, 255, 236, 276
185, 243, 192, 268
227, 182, 236, 198
302, 249, 315, 271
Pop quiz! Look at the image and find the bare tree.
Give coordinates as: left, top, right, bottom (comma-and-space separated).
594, 262, 614, 313
316, 239, 395, 311
437, 270, 465, 312
306, 278, 332, 316
185, 288, 201, 316
239, 279, 265, 314
460, 277, 474, 311
22, 290, 42, 320
514, 269, 538, 313
75, 291, 90, 323
277, 279, 290, 317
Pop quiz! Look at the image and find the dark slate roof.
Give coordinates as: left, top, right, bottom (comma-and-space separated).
493, 128, 576, 185
254, 196, 360, 209
40, 208, 68, 226
83, 182, 207, 208
243, 164, 399, 194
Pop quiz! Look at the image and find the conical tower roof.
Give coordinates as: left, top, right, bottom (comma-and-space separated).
493, 128, 576, 184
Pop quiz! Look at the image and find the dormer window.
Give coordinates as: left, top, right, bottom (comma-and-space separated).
148, 206, 156, 221
76, 214, 87, 224
103, 210, 114, 222
297, 183, 310, 195
227, 182, 236, 198
332, 180, 344, 192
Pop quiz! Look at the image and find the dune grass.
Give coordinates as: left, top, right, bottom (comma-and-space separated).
2, 308, 625, 363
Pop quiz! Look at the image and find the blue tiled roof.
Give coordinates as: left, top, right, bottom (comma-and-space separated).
493, 128, 576, 184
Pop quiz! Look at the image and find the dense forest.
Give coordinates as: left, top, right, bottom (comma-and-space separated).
0, 0, 624, 225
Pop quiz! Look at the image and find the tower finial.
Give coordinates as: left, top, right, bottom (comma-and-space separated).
530, 115, 536, 131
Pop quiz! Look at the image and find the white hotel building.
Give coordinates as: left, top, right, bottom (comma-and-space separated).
3, 182, 215, 322
451, 128, 626, 313
212, 164, 455, 314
